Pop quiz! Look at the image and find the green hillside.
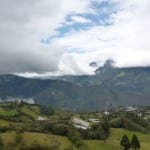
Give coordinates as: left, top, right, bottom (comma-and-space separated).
0, 128, 149, 150
85, 128, 150, 150
0, 101, 149, 150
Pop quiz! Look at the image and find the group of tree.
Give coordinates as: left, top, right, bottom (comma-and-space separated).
39, 105, 54, 116
120, 134, 140, 150
67, 129, 88, 150
40, 116, 110, 141
78, 117, 110, 141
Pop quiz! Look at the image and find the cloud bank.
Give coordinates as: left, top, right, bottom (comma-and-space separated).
0, 0, 150, 76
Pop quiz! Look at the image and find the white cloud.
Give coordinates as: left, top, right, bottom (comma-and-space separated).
0, 0, 91, 74
51, 0, 150, 75
70, 16, 92, 23
0, 0, 150, 76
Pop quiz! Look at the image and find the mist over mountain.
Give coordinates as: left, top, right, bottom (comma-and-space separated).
0, 59, 150, 111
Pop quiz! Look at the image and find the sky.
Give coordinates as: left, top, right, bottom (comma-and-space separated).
0, 0, 150, 77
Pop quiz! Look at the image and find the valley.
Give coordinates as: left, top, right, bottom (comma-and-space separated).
0, 101, 149, 150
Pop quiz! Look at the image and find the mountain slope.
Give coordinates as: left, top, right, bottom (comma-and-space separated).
0, 65, 150, 111
0, 75, 113, 111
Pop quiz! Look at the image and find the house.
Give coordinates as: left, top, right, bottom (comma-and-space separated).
72, 117, 90, 130
88, 118, 100, 123
125, 106, 137, 112
104, 111, 110, 115
37, 116, 47, 121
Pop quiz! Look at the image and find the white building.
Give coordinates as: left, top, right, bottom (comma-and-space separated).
72, 117, 90, 130
37, 116, 47, 121
125, 106, 137, 112
88, 118, 100, 123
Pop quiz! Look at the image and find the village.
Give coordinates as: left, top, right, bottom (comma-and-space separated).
71, 105, 150, 131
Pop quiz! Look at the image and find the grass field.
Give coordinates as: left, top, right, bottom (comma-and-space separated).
1, 131, 73, 150
85, 128, 150, 150
1, 128, 150, 150
20, 106, 39, 119
0, 108, 18, 117
0, 119, 10, 127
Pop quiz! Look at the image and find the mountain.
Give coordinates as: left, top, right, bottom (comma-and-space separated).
54, 62, 150, 107
0, 74, 104, 111
0, 63, 150, 111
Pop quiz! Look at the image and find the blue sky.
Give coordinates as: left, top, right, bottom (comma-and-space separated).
42, 0, 117, 44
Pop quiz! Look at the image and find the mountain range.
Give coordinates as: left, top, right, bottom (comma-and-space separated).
0, 61, 150, 111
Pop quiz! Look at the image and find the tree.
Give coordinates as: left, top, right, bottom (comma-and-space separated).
120, 135, 130, 150
131, 134, 140, 150
14, 133, 22, 144
101, 117, 110, 137
67, 129, 85, 149
0, 135, 3, 149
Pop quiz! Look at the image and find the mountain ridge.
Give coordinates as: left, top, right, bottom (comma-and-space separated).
0, 65, 150, 111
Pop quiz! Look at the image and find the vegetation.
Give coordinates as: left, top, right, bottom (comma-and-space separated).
1, 70, 150, 111
120, 135, 130, 150
0, 128, 149, 150
131, 134, 140, 150
0, 101, 149, 150
79, 117, 110, 140
39, 105, 54, 116
0, 135, 3, 149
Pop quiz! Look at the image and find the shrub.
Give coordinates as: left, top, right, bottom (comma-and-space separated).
131, 134, 140, 150
120, 135, 130, 150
